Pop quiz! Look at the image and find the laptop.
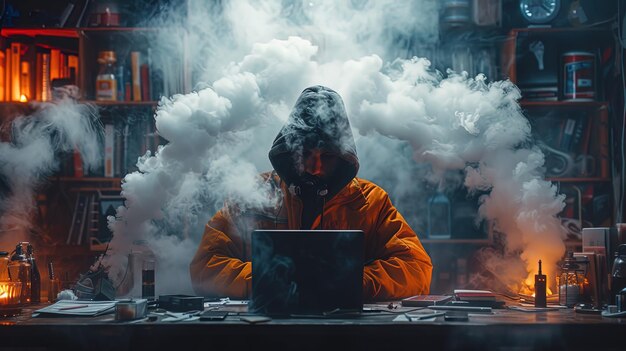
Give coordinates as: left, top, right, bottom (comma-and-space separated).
250, 230, 364, 316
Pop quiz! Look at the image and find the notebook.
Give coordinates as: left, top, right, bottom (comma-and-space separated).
250, 230, 364, 316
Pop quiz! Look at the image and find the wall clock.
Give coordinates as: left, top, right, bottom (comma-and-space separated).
519, 0, 561, 25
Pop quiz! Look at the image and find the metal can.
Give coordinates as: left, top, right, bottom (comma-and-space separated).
562, 51, 595, 101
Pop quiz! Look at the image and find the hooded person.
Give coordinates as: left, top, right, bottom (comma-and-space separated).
190, 85, 432, 301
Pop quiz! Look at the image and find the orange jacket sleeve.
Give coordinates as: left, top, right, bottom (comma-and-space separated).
189, 208, 251, 298
362, 190, 433, 301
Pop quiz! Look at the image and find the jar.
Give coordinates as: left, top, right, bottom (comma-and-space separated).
95, 51, 117, 101
0, 251, 10, 281
558, 252, 584, 307
9, 245, 31, 305
88, 0, 121, 27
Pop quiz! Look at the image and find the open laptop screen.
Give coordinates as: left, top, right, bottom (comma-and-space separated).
250, 230, 364, 316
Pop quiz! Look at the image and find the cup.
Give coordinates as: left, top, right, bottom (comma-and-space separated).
47, 279, 61, 302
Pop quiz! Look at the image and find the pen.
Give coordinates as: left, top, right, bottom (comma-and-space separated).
58, 304, 89, 311
405, 312, 446, 321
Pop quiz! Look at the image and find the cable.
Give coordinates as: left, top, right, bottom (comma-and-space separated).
616, 0, 626, 223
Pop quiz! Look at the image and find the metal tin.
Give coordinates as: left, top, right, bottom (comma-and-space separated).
562, 51, 595, 101
115, 299, 147, 321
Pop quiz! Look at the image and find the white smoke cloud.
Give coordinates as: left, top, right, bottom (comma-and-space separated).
0, 100, 102, 249
105, 0, 566, 296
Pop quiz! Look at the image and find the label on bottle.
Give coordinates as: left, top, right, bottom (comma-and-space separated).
96, 78, 117, 101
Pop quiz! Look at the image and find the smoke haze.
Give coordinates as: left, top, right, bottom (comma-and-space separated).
97, 0, 567, 295
0, 100, 102, 249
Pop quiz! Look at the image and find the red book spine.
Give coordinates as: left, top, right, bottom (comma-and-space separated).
140, 64, 151, 101
73, 149, 84, 177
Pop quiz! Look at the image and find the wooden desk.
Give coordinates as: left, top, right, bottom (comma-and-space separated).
2, 303, 625, 351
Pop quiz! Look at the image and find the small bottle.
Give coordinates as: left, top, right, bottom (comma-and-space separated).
95, 50, 117, 101
142, 258, 156, 300
47, 261, 60, 303
27, 244, 41, 303
427, 192, 452, 239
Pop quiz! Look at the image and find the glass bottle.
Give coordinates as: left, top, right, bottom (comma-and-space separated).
95, 50, 117, 101
27, 244, 41, 303
8, 243, 31, 304
427, 192, 452, 239
558, 251, 583, 307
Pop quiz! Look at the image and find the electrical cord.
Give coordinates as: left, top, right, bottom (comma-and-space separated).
616, 0, 626, 223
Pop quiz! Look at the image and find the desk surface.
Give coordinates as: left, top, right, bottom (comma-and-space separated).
2, 302, 625, 351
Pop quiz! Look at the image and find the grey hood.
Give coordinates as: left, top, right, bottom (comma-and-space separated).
268, 85, 359, 198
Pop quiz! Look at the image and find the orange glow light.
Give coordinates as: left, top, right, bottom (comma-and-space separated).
0, 282, 21, 305
19, 95, 28, 102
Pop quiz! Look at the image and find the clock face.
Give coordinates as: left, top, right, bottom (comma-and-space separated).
519, 0, 561, 24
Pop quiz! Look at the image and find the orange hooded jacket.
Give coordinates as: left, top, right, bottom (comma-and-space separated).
190, 86, 432, 301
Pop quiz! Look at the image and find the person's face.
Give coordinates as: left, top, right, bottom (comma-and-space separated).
302, 148, 339, 182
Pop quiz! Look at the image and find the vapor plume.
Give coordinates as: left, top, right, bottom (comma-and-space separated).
105, 0, 566, 296
0, 100, 102, 249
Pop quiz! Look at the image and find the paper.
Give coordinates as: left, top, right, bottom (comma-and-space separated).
34, 300, 117, 316
204, 298, 248, 308
509, 304, 567, 312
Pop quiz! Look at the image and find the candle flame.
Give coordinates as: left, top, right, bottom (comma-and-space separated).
19, 94, 28, 102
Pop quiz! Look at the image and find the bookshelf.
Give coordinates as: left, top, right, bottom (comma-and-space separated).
0, 24, 179, 286
501, 26, 616, 238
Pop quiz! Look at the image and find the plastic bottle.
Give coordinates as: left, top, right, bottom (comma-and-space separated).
95, 50, 117, 101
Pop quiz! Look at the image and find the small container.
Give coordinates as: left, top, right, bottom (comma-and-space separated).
115, 299, 147, 321
616, 288, 626, 312
561, 51, 595, 101
9, 244, 31, 305
558, 252, 584, 307
95, 51, 117, 101
427, 192, 452, 239
47, 279, 61, 303
0, 252, 10, 281
142, 259, 155, 300
158, 295, 203, 312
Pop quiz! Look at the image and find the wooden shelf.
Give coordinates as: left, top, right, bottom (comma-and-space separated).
508, 27, 611, 34
547, 177, 612, 183
1, 28, 79, 38
0, 100, 157, 106
84, 100, 159, 106
78, 27, 159, 32
0, 27, 159, 38
54, 177, 122, 182
520, 101, 609, 108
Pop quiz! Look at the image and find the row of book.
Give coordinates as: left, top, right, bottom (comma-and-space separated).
66, 190, 121, 251
112, 49, 165, 102
0, 41, 78, 102
58, 117, 161, 178
1, 41, 183, 103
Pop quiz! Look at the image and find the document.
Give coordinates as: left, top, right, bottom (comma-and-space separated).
34, 300, 117, 316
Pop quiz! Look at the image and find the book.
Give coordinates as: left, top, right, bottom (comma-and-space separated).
140, 63, 151, 101
73, 149, 84, 177
67, 192, 89, 245
401, 295, 453, 307
10, 42, 21, 101
104, 124, 115, 177
33, 300, 117, 317
454, 289, 497, 301
131, 51, 141, 101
